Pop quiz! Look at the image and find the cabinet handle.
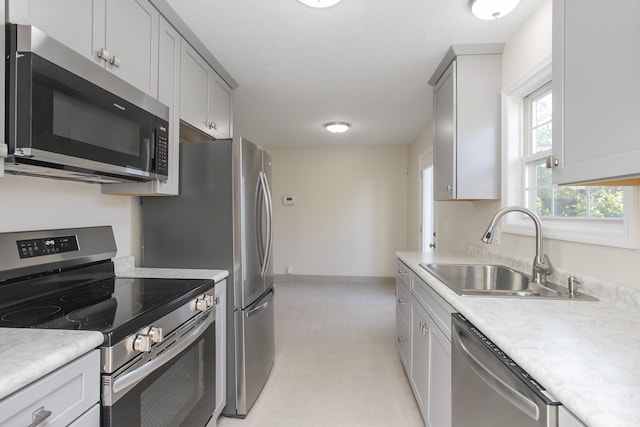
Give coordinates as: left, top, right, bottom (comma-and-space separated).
447, 184, 453, 192
97, 48, 110, 62
28, 406, 52, 427
208, 122, 218, 130
109, 55, 121, 68
397, 298, 407, 304
420, 322, 429, 335
397, 336, 407, 344
214, 296, 220, 305
545, 156, 559, 168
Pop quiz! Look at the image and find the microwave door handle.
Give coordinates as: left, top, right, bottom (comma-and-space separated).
453, 326, 540, 421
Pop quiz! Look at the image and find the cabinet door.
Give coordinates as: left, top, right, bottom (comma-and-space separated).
208, 74, 233, 139
213, 280, 227, 419
427, 320, 451, 427
558, 406, 587, 427
105, 0, 159, 98
411, 302, 430, 413
433, 61, 456, 201
101, 17, 180, 196
8, 0, 105, 64
181, 43, 211, 135
552, 0, 640, 185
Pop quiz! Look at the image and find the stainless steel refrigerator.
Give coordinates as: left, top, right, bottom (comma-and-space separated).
142, 136, 274, 418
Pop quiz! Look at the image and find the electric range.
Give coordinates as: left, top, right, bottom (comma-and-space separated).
0, 226, 217, 426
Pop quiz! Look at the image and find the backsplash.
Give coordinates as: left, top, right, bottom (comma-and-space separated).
466, 244, 640, 311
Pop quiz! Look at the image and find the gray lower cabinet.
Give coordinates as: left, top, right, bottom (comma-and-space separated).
396, 259, 454, 427
558, 407, 587, 427
213, 279, 227, 420
0, 350, 100, 427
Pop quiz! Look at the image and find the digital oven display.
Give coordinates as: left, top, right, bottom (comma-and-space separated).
16, 235, 79, 259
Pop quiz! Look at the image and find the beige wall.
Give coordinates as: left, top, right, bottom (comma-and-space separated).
0, 175, 141, 260
269, 145, 408, 277
408, 0, 640, 289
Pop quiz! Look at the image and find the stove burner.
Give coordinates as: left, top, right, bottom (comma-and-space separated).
66, 299, 143, 328
1, 305, 61, 324
60, 288, 111, 303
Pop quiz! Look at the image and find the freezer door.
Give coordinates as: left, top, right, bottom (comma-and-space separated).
234, 288, 275, 416
240, 139, 269, 308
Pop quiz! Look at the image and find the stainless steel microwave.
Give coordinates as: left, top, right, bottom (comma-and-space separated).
5, 24, 169, 184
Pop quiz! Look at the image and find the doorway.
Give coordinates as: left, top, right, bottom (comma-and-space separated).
420, 150, 435, 252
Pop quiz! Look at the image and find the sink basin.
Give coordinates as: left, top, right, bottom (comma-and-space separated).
420, 263, 597, 300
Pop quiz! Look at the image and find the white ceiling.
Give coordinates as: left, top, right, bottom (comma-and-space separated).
166, 0, 544, 147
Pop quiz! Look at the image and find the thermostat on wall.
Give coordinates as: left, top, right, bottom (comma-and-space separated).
283, 195, 296, 206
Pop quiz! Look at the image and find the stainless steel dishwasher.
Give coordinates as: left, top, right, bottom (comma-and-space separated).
451, 314, 560, 427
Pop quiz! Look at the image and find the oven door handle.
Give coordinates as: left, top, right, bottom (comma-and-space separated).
112, 312, 214, 395
453, 325, 540, 421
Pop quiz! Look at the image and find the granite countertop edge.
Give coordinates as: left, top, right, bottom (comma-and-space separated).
0, 329, 103, 400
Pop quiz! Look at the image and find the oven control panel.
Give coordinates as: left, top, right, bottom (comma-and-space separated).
16, 235, 79, 259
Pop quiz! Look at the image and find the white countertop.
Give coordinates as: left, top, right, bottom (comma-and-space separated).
117, 267, 228, 282
0, 329, 103, 400
114, 256, 229, 283
397, 251, 640, 427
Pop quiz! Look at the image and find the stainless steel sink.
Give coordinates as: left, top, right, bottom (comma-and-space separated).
420, 263, 597, 300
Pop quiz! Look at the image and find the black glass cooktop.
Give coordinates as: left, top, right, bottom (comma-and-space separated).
0, 272, 213, 346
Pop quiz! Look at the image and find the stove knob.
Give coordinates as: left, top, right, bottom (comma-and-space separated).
148, 326, 163, 343
195, 297, 208, 312
204, 294, 215, 308
133, 334, 152, 352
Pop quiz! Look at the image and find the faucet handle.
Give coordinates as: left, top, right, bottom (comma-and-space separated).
534, 254, 553, 274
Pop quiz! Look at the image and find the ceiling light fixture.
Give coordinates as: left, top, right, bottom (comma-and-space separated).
297, 0, 342, 8
468, 0, 520, 20
324, 122, 350, 134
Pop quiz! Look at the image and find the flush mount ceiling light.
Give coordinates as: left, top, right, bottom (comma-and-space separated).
468, 0, 520, 20
297, 0, 342, 8
324, 122, 350, 134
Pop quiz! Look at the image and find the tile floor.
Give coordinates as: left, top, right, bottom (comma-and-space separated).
213, 280, 424, 427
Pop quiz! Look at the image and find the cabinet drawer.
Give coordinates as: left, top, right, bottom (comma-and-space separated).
397, 260, 411, 287
396, 311, 410, 372
396, 278, 411, 321
412, 274, 455, 340
0, 350, 100, 427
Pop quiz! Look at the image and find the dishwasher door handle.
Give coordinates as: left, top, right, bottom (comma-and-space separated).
453, 326, 540, 421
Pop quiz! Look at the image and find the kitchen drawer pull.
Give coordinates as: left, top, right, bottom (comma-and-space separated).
28, 406, 52, 427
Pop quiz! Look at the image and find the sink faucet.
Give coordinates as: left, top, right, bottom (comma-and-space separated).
481, 206, 553, 285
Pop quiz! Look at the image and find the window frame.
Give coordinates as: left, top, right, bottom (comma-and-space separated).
500, 56, 638, 249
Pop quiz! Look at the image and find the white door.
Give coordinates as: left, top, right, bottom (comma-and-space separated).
420, 150, 435, 252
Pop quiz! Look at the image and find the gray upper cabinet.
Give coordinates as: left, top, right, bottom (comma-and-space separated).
429, 45, 503, 201
102, 16, 182, 195
180, 43, 232, 139
9, 0, 159, 98
552, 0, 640, 185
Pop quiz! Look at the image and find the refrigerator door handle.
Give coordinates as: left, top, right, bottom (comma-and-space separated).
258, 171, 272, 278
246, 288, 275, 318
262, 170, 274, 274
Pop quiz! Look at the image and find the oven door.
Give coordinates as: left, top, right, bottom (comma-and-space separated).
102, 316, 215, 427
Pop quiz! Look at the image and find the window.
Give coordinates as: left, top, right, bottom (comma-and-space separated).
522, 83, 625, 221
501, 58, 637, 248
